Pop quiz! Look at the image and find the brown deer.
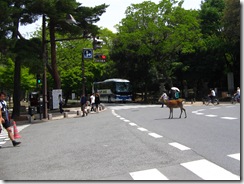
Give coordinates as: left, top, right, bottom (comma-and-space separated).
159, 96, 187, 119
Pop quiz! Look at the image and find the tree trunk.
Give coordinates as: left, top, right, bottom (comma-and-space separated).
49, 20, 61, 89
12, 57, 21, 118
12, 6, 21, 118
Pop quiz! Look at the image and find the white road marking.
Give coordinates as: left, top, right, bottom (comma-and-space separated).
17, 124, 31, 132
192, 109, 206, 113
120, 117, 126, 120
205, 114, 218, 117
197, 109, 206, 112
137, 127, 148, 132
169, 142, 191, 151
228, 153, 240, 161
130, 168, 168, 180
221, 117, 238, 120
195, 113, 204, 115
0, 141, 6, 145
129, 123, 137, 126
123, 119, 130, 122
181, 159, 240, 180
148, 133, 163, 138
210, 107, 220, 110
109, 105, 159, 110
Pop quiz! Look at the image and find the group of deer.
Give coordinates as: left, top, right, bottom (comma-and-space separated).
158, 94, 187, 119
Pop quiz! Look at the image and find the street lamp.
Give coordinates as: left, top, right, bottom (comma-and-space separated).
42, 14, 48, 119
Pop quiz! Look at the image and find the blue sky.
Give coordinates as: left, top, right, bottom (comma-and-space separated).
19, 0, 202, 38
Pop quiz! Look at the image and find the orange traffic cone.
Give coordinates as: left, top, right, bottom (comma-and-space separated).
13, 121, 21, 139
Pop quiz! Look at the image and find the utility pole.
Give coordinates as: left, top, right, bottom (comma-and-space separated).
42, 14, 48, 119
82, 50, 85, 95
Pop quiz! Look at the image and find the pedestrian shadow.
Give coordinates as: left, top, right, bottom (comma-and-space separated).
0, 145, 18, 149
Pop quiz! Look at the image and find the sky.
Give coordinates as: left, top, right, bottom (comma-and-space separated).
19, 0, 202, 38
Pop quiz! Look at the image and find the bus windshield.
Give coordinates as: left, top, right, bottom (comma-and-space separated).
115, 82, 131, 93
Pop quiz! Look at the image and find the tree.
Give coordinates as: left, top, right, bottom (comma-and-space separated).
0, 0, 108, 117
29, 0, 109, 89
55, 28, 115, 104
222, 0, 240, 87
0, 0, 40, 117
110, 0, 202, 101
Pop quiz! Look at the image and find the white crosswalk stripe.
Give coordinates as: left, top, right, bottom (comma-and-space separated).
0, 124, 30, 147
130, 169, 168, 180
228, 153, 240, 161
181, 159, 240, 180
130, 158, 240, 180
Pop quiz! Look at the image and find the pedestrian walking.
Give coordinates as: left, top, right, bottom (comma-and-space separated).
0, 92, 21, 147
90, 93, 95, 112
95, 93, 100, 112
80, 94, 87, 117
58, 94, 64, 113
160, 91, 168, 107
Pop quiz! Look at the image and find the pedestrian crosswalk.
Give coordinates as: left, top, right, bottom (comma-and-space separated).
0, 124, 30, 147
129, 157, 240, 180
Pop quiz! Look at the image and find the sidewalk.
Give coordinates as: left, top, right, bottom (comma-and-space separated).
14, 104, 106, 126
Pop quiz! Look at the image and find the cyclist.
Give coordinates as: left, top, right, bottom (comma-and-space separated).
234, 87, 240, 101
208, 88, 216, 103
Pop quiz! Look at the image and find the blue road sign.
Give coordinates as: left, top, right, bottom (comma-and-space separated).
83, 49, 93, 59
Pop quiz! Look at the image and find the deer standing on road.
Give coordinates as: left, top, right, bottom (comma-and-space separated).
159, 96, 187, 119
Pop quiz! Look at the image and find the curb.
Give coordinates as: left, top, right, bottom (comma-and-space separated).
15, 104, 106, 125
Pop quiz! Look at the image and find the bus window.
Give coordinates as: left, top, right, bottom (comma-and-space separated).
116, 82, 131, 93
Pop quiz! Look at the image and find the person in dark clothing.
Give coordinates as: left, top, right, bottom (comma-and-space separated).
95, 93, 100, 112
0, 92, 21, 147
80, 94, 87, 117
58, 94, 64, 113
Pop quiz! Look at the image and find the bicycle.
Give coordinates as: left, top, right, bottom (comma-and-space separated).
231, 95, 240, 104
203, 96, 219, 106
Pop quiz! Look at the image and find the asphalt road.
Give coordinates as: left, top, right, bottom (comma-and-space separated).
0, 103, 240, 181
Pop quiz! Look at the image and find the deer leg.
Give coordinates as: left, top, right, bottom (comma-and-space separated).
183, 108, 187, 118
169, 108, 173, 119
179, 108, 183, 118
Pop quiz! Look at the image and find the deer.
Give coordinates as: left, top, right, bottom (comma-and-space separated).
158, 95, 187, 119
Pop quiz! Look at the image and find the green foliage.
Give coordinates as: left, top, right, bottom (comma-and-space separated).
55, 28, 115, 96
0, 58, 36, 93
110, 0, 202, 98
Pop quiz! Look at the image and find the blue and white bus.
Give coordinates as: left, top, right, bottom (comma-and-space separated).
92, 78, 132, 102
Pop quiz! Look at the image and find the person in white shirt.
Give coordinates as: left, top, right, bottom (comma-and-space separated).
209, 89, 216, 103
160, 91, 168, 108
234, 87, 240, 101
90, 93, 95, 111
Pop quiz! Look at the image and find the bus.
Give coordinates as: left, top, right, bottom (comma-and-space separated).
92, 78, 132, 102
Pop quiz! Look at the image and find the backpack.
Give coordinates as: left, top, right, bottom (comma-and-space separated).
175, 91, 179, 99
0, 100, 9, 121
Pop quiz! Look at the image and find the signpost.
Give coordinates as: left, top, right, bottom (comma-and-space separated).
83, 49, 93, 59
82, 49, 93, 95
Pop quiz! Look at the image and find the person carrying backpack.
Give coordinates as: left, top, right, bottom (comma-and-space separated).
0, 91, 21, 147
